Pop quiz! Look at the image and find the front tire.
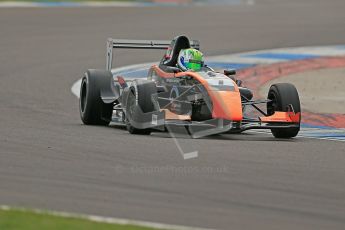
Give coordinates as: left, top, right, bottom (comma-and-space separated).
79, 69, 113, 126
126, 80, 157, 135
267, 83, 301, 138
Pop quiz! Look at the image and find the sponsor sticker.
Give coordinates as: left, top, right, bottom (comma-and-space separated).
152, 114, 158, 125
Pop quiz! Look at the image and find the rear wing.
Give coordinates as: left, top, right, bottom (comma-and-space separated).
106, 38, 200, 71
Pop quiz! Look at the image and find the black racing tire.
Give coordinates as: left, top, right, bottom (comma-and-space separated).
126, 80, 157, 135
79, 69, 113, 126
267, 83, 301, 138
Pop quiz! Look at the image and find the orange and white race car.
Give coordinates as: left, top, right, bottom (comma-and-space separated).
79, 35, 301, 138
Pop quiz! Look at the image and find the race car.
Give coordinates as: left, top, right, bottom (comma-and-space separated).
79, 35, 301, 138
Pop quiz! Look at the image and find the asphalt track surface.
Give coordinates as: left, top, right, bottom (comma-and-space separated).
1, 1, 345, 229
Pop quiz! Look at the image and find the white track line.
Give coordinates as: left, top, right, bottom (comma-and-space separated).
249, 129, 345, 142
71, 78, 82, 98
0, 205, 215, 230
265, 46, 345, 56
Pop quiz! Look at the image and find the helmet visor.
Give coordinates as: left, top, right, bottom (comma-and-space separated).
187, 59, 204, 71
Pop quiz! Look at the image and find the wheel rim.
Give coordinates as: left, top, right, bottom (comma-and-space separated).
127, 90, 136, 121
267, 91, 278, 115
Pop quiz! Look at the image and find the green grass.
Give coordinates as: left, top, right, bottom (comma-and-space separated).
0, 209, 161, 230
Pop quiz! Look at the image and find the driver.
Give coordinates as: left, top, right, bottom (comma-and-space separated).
177, 48, 204, 72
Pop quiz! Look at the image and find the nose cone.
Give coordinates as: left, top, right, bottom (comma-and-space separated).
211, 91, 243, 121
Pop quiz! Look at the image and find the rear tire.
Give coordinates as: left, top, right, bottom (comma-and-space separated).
267, 83, 301, 138
79, 69, 113, 126
126, 80, 157, 135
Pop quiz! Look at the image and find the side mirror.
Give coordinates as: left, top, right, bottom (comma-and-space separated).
224, 69, 236, 76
